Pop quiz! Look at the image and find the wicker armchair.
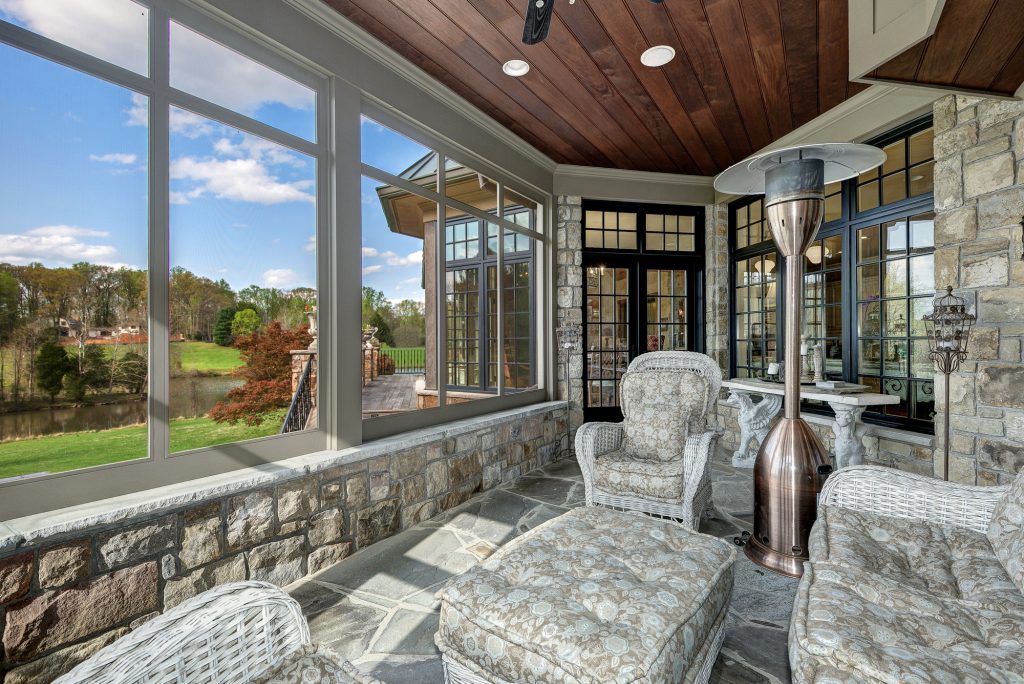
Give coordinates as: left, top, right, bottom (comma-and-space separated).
575, 351, 722, 529
819, 464, 1008, 533
54, 581, 372, 684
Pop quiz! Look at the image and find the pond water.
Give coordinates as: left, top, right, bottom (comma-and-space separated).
0, 376, 243, 442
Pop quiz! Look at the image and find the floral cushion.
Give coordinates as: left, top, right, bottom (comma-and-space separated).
592, 449, 685, 501
254, 645, 380, 684
619, 369, 707, 462
435, 506, 735, 684
810, 505, 1023, 606
988, 468, 1024, 595
791, 561, 1024, 683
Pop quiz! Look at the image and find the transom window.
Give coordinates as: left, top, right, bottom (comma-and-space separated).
730, 117, 935, 433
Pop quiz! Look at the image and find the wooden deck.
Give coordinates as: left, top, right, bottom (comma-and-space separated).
362, 374, 422, 417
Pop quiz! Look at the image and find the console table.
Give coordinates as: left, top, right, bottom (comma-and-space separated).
722, 378, 900, 470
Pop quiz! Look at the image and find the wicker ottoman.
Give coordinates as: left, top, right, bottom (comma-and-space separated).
435, 506, 736, 684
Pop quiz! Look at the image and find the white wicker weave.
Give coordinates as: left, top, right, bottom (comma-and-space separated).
819, 465, 1008, 534
576, 351, 722, 529
440, 614, 726, 684
54, 581, 311, 684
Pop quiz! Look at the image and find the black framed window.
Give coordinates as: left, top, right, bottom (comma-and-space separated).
729, 116, 935, 433
582, 200, 705, 421
444, 208, 535, 393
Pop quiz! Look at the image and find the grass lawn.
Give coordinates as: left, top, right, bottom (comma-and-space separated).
173, 341, 243, 375
0, 410, 284, 480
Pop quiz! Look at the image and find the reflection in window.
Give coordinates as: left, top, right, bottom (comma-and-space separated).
446, 268, 480, 388
734, 254, 778, 378
646, 270, 688, 351
857, 213, 935, 421
169, 110, 317, 452
487, 261, 533, 389
585, 267, 630, 407
857, 127, 934, 212
0, 44, 149, 479
803, 235, 843, 379
584, 210, 637, 250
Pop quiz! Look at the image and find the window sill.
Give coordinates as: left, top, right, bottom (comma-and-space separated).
1, 400, 567, 546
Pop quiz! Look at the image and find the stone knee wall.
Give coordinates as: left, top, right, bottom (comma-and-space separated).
0, 406, 565, 682
932, 94, 1024, 485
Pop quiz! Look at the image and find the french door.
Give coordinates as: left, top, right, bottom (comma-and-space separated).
582, 259, 702, 422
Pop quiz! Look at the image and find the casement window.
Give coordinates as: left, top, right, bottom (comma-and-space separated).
729, 117, 936, 433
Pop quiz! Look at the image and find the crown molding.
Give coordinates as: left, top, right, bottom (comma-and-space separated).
284, 0, 558, 175
554, 164, 715, 205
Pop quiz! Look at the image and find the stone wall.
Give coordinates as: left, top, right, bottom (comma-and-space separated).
556, 195, 585, 442
932, 94, 1024, 485
0, 405, 565, 682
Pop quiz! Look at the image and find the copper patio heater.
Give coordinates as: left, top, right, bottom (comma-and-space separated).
715, 144, 885, 577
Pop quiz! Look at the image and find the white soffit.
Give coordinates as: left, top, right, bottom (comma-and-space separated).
848, 0, 947, 81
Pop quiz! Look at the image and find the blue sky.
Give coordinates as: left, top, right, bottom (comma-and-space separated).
0, 0, 429, 303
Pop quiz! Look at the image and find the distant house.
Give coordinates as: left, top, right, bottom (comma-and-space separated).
57, 317, 83, 338
375, 154, 537, 408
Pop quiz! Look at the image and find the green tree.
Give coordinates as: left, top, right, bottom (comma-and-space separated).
368, 309, 394, 346
361, 286, 389, 324
231, 309, 261, 338
81, 345, 110, 391
36, 342, 70, 403
213, 307, 236, 346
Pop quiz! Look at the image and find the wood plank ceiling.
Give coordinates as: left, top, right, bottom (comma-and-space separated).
867, 0, 1024, 98
323, 0, 867, 175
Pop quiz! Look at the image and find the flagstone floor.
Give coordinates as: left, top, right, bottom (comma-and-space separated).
288, 450, 797, 683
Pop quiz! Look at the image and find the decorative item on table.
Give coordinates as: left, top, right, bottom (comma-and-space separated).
923, 286, 975, 481
814, 380, 868, 393
764, 361, 782, 383
799, 335, 815, 383
812, 343, 824, 383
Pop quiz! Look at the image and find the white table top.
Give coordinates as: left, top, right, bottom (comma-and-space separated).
723, 378, 900, 407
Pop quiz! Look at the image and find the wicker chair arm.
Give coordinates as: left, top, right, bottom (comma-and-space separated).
55, 581, 310, 684
819, 465, 1007, 534
575, 421, 624, 505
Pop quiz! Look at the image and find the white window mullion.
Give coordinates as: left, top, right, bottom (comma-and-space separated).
149, 7, 172, 462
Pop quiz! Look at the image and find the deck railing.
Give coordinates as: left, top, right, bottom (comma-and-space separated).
378, 347, 425, 375
281, 358, 314, 433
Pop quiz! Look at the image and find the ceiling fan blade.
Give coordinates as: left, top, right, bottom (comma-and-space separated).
522, 0, 555, 45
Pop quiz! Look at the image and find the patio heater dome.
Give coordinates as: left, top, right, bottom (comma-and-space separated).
715, 143, 884, 577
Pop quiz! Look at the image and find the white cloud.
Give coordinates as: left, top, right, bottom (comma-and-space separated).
90, 152, 137, 165
1, 0, 312, 118
305, 235, 316, 253
26, 225, 109, 238
401, 276, 422, 285
214, 135, 305, 168
0, 225, 119, 266
170, 156, 314, 205
386, 250, 423, 267
361, 246, 379, 258
362, 265, 383, 276
0, 0, 148, 73
262, 268, 300, 288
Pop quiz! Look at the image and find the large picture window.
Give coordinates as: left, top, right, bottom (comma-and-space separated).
729, 118, 935, 433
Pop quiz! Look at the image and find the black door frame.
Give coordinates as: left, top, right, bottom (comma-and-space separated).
581, 200, 706, 422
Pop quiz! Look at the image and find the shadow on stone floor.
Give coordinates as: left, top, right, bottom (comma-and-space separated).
289, 450, 797, 683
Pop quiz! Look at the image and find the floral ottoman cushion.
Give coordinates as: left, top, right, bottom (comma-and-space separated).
435, 506, 735, 684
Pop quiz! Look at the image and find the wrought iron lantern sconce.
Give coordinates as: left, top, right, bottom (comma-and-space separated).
555, 322, 581, 457
524, 0, 663, 44
923, 286, 975, 481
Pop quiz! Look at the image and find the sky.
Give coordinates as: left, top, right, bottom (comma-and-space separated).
0, 0, 428, 303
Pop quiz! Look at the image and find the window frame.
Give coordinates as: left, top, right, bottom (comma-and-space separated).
728, 115, 935, 434
0, 1, 553, 518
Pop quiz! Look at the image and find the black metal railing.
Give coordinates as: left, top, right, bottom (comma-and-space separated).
378, 347, 425, 375
281, 358, 314, 434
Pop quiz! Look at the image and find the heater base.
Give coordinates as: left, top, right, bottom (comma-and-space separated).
744, 537, 805, 578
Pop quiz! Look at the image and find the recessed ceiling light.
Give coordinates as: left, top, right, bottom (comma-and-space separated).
640, 45, 675, 67
502, 59, 530, 77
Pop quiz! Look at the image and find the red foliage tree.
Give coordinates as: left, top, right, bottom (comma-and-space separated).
209, 322, 311, 426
